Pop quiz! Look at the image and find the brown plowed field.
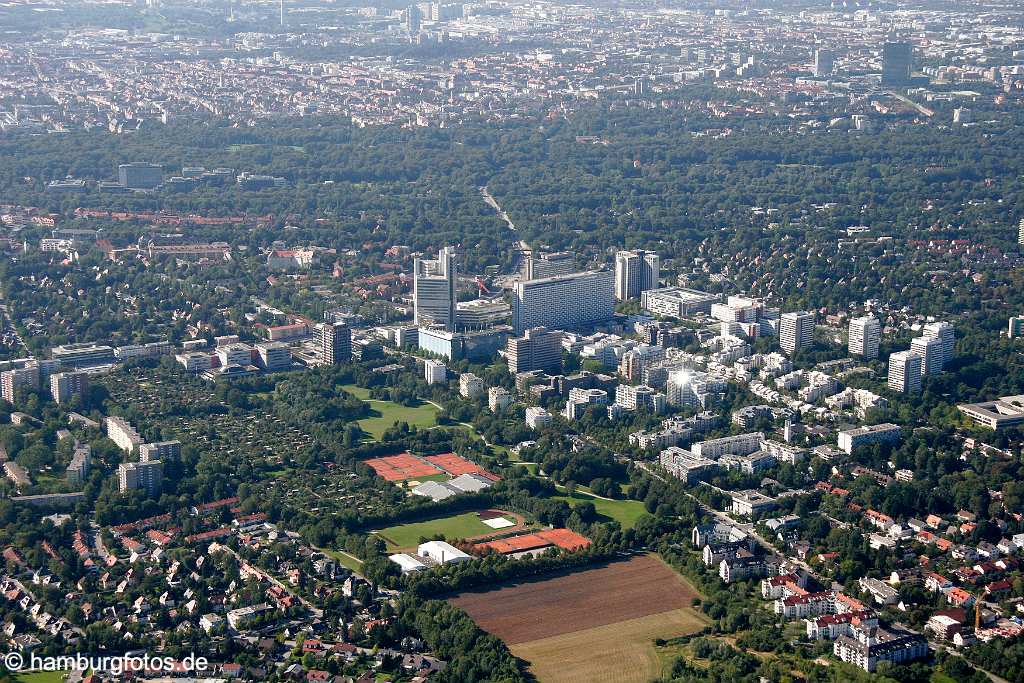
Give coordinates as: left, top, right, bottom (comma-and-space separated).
449, 553, 701, 645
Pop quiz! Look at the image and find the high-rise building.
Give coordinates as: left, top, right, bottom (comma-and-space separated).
780, 312, 815, 356
813, 49, 834, 77
139, 441, 181, 463
255, 341, 292, 371
0, 362, 39, 404
459, 373, 484, 398
49, 370, 89, 405
1018, 218, 1024, 246
105, 416, 143, 454
910, 336, 944, 376
848, 316, 880, 359
118, 460, 163, 496
888, 351, 922, 393
1009, 316, 1024, 338
424, 359, 447, 385
512, 270, 615, 334
614, 250, 660, 301
523, 251, 576, 280
405, 5, 422, 33
881, 42, 913, 86
506, 327, 563, 374
414, 247, 456, 331
66, 444, 90, 485
922, 321, 954, 369
315, 322, 352, 365
118, 162, 164, 189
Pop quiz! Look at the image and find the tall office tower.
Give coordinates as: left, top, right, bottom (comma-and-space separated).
910, 336, 944, 376
315, 322, 352, 365
888, 351, 922, 393
813, 49, 834, 77
524, 251, 576, 280
1018, 218, 1024, 246
881, 42, 913, 86
118, 162, 163, 189
512, 271, 615, 335
614, 250, 660, 301
405, 4, 422, 33
279, 0, 285, 26
49, 371, 89, 405
779, 311, 815, 356
118, 460, 163, 496
848, 316, 881, 359
414, 246, 456, 331
0, 362, 40, 404
922, 321, 954, 368
507, 327, 563, 374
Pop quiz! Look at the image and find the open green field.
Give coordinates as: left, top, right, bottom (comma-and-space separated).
342, 385, 440, 439
373, 512, 496, 550
321, 548, 365, 573
553, 489, 649, 530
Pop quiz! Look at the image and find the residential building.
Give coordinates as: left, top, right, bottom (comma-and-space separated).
910, 336, 944, 376
139, 441, 180, 463
525, 406, 553, 430
424, 359, 447, 385
849, 316, 880, 359
641, 287, 718, 318
105, 417, 142, 454
888, 351, 922, 393
1009, 316, 1024, 338
314, 322, 352, 365
413, 246, 456, 331
488, 387, 512, 412
813, 48, 834, 77
66, 445, 90, 485
512, 271, 615, 334
614, 384, 665, 413
922, 321, 954, 368
118, 460, 163, 496
49, 343, 115, 367
216, 343, 253, 368
1, 363, 39, 403
614, 249, 660, 301
507, 327, 563, 374
564, 387, 609, 420
692, 432, 763, 459
838, 424, 902, 454
731, 490, 777, 517
661, 447, 718, 483
523, 251, 576, 280
833, 623, 927, 672
780, 312, 815, 355
459, 373, 484, 399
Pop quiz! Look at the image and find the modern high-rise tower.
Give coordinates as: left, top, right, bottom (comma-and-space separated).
780, 311, 815, 356
881, 42, 913, 86
614, 250, 660, 301
888, 351, 922, 393
414, 246, 457, 331
813, 49, 834, 78
848, 316, 880, 359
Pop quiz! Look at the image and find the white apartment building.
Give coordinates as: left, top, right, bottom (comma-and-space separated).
848, 316, 880, 359
887, 351, 922, 393
525, 406, 553, 430
614, 249, 660, 301
105, 416, 143, 454
488, 386, 512, 412
424, 359, 447, 385
691, 432, 763, 459
780, 312, 815, 355
910, 336, 944, 376
459, 373, 484, 398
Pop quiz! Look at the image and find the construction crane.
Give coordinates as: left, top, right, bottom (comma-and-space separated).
474, 276, 491, 295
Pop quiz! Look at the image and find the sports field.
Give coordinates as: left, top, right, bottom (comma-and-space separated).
450, 554, 706, 682
374, 511, 508, 550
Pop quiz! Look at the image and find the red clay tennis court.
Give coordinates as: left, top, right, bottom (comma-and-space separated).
474, 528, 591, 555
364, 453, 442, 481
425, 452, 487, 476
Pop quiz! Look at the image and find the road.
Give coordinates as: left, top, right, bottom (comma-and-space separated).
479, 185, 517, 232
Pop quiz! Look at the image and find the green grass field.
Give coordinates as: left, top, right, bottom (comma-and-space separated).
374, 512, 496, 550
342, 385, 440, 439
15, 671, 69, 683
321, 548, 365, 573
553, 489, 649, 530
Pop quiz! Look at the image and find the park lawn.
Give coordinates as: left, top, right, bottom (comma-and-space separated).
373, 512, 494, 550
341, 385, 439, 439
553, 489, 649, 530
